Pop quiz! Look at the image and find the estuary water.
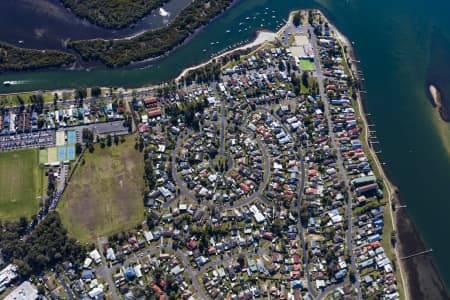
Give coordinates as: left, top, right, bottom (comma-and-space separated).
0, 0, 449, 290
0, 0, 192, 50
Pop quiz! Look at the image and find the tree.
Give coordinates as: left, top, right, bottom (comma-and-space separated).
91, 86, 102, 98
82, 128, 94, 143
114, 135, 119, 145
278, 60, 285, 72
75, 143, 83, 155
237, 254, 245, 267
293, 12, 301, 27
106, 134, 112, 147
302, 71, 309, 88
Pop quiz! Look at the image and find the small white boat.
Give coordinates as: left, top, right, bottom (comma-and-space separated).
159, 8, 169, 17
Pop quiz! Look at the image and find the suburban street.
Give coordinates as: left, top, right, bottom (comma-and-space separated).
310, 28, 362, 298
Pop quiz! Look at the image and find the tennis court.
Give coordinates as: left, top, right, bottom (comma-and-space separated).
67, 145, 75, 160
67, 130, 76, 144
58, 146, 67, 161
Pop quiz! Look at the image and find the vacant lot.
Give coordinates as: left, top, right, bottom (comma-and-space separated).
0, 149, 43, 221
58, 138, 145, 243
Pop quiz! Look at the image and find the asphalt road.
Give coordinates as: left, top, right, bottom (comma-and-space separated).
253, 106, 314, 296
310, 28, 362, 298
96, 244, 207, 300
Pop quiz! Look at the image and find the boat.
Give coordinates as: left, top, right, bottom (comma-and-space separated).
159, 8, 169, 17
3, 81, 12, 86
226, 30, 231, 33
18, 40, 24, 44
245, 17, 250, 20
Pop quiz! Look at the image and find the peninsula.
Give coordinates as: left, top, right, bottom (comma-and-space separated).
0, 9, 448, 300
61, 0, 171, 29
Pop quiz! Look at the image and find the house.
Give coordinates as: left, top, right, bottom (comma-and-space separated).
89, 249, 102, 264
0, 264, 18, 291
4, 282, 38, 300
81, 270, 95, 281
106, 248, 116, 261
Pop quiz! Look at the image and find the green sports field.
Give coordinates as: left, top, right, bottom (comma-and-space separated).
0, 149, 43, 221
299, 59, 316, 71
58, 138, 145, 243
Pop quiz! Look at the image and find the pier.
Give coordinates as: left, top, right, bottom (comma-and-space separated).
400, 249, 433, 260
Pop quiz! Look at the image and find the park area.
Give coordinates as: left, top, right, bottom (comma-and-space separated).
58, 138, 145, 243
299, 59, 315, 71
0, 149, 43, 221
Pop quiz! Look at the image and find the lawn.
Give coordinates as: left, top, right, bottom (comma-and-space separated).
0, 91, 55, 106
299, 59, 315, 71
58, 138, 145, 243
0, 149, 43, 221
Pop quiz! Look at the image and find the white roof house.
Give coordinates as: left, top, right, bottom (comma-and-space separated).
89, 249, 102, 264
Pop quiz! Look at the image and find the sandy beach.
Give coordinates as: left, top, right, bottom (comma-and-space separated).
429, 84, 441, 108
176, 30, 277, 81
428, 83, 450, 123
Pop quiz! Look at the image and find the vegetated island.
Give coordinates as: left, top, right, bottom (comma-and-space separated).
60, 0, 171, 29
68, 0, 234, 67
0, 42, 76, 71
428, 84, 450, 122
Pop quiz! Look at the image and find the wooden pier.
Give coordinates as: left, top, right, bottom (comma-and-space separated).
400, 249, 433, 260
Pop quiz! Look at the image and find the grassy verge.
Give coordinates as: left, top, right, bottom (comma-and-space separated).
58, 137, 145, 243
0, 91, 56, 106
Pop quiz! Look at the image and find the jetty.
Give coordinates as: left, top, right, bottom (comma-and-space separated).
400, 249, 433, 260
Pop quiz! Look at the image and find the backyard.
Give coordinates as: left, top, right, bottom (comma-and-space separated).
58, 137, 145, 243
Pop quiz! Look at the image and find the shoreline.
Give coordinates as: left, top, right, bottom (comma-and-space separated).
329, 13, 449, 299
175, 30, 277, 81
323, 13, 409, 300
